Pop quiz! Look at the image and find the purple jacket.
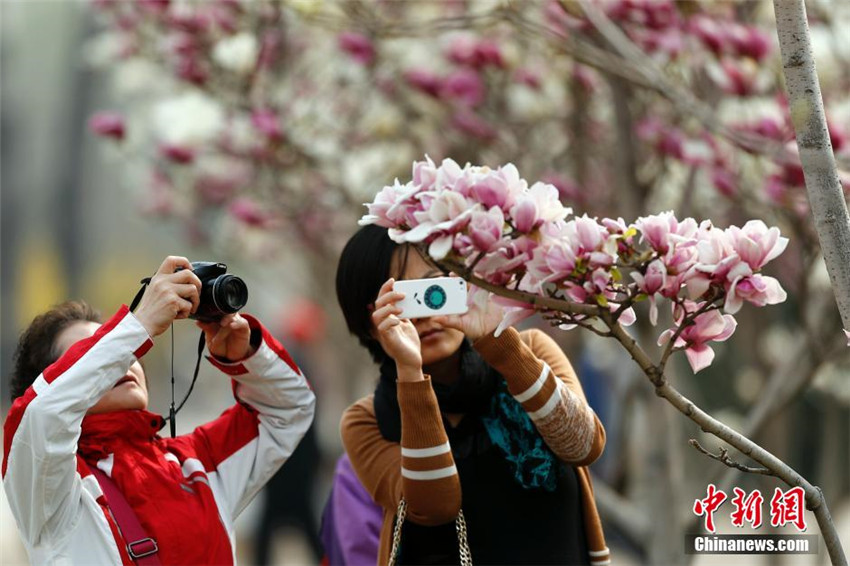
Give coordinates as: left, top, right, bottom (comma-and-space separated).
321, 453, 383, 566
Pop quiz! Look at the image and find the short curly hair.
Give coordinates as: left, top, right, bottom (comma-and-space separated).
11, 300, 101, 401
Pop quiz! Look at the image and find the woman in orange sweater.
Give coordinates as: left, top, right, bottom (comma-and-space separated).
336, 225, 610, 566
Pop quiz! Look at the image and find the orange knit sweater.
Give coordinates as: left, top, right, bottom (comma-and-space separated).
341, 327, 610, 566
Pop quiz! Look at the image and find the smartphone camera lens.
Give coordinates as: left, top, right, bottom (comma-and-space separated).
424, 285, 447, 310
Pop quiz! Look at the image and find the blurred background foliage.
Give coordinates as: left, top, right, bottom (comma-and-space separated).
1, 1, 848, 564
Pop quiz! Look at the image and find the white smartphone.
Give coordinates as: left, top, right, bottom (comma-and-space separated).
393, 277, 469, 319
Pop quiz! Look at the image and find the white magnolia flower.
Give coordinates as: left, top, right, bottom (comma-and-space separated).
153, 91, 225, 146
212, 33, 259, 75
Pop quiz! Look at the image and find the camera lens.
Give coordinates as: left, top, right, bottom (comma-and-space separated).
211, 275, 248, 314
424, 285, 447, 310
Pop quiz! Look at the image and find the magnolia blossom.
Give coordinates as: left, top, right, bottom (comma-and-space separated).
631, 258, 667, 325
724, 264, 787, 314
212, 32, 258, 75
726, 220, 789, 271
338, 32, 376, 65
468, 206, 505, 253
509, 182, 571, 233
359, 179, 421, 228
658, 305, 738, 373
153, 91, 224, 146
88, 111, 125, 141
357, 157, 789, 374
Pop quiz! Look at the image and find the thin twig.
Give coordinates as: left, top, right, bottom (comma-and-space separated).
689, 439, 775, 476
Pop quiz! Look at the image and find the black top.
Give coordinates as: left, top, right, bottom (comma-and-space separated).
396, 413, 590, 566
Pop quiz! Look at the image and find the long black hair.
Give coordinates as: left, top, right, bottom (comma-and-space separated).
335, 225, 411, 364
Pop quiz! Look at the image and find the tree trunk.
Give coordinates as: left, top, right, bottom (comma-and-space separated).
774, 0, 850, 335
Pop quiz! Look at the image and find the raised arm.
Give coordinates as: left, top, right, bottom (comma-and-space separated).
2, 306, 153, 544
341, 388, 461, 526
474, 328, 605, 466
165, 314, 315, 519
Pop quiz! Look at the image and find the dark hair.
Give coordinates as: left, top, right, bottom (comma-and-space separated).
336, 225, 411, 364
11, 300, 101, 401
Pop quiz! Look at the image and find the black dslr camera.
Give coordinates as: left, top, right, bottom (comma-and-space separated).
182, 261, 249, 322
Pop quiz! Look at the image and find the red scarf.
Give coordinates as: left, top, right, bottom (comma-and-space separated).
79, 410, 233, 565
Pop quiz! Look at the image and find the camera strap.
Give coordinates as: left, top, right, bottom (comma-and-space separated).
129, 277, 152, 313
164, 329, 205, 438
129, 277, 205, 439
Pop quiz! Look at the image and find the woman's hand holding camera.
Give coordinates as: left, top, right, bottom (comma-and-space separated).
372, 278, 423, 381
197, 314, 255, 362
134, 256, 202, 338
432, 294, 504, 342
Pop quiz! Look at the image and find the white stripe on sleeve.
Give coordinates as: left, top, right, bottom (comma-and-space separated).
401, 465, 458, 481
402, 442, 451, 458
513, 363, 551, 403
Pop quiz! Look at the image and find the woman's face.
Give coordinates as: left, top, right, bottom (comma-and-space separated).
389, 248, 466, 366
54, 321, 149, 415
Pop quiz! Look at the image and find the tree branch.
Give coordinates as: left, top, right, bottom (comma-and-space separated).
774, 0, 850, 335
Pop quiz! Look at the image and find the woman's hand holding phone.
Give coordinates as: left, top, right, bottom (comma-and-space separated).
372, 278, 423, 380
432, 291, 504, 342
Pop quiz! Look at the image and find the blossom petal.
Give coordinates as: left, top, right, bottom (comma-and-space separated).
685, 344, 716, 373
429, 235, 454, 260
495, 307, 535, 337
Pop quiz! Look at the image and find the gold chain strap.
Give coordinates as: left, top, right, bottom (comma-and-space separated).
456, 508, 472, 566
387, 499, 407, 566
387, 498, 473, 566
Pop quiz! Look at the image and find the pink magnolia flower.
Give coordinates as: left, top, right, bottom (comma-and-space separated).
404, 69, 443, 98
493, 295, 537, 338
540, 172, 582, 202
88, 112, 126, 141
138, 0, 170, 14
726, 220, 788, 271
658, 305, 738, 373
398, 191, 476, 259
526, 239, 577, 287
257, 31, 283, 69
472, 40, 505, 69
731, 26, 772, 61
177, 56, 208, 85
338, 32, 376, 65
514, 68, 542, 90
468, 206, 505, 253
441, 69, 486, 107
631, 259, 667, 325
446, 35, 477, 66
509, 181, 571, 233
160, 143, 195, 164
634, 211, 679, 254
724, 265, 787, 314
475, 236, 539, 285
229, 197, 270, 227
446, 37, 504, 69
251, 108, 283, 142
711, 168, 737, 197
689, 14, 726, 56
433, 157, 465, 192
466, 163, 525, 212
451, 111, 497, 141
412, 155, 439, 191
359, 179, 421, 228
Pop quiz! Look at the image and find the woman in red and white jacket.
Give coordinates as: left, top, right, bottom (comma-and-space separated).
2, 256, 316, 565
